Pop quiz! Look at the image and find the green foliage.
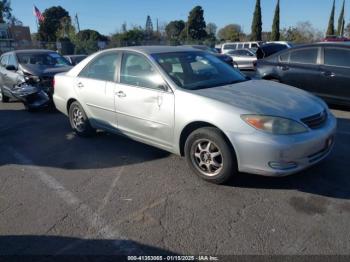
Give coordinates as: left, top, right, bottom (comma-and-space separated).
271, 0, 280, 41
0, 0, 21, 24
337, 0, 345, 36
186, 6, 207, 40
218, 24, 242, 41
326, 0, 336, 36
74, 29, 107, 54
38, 6, 70, 42
165, 20, 185, 45
251, 0, 262, 41
111, 27, 145, 47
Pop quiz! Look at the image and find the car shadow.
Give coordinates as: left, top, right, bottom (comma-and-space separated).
0, 109, 170, 170
227, 116, 350, 199
0, 235, 178, 258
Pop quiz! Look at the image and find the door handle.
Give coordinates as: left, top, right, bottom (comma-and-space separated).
322, 71, 335, 77
77, 82, 84, 88
279, 65, 289, 71
116, 91, 126, 98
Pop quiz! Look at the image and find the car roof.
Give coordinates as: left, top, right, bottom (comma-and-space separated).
102, 45, 200, 55
4, 49, 57, 55
290, 42, 350, 50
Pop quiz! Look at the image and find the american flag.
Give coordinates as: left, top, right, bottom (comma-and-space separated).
33, 5, 44, 22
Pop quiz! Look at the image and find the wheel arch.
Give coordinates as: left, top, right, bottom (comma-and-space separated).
66, 98, 78, 114
179, 121, 237, 158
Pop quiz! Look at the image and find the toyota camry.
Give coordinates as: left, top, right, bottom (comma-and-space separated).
53, 46, 336, 184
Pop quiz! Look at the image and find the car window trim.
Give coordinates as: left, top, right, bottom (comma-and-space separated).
322, 47, 350, 69
78, 51, 120, 83
288, 47, 321, 65
119, 51, 173, 94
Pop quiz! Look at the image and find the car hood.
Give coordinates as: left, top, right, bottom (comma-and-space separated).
192, 80, 326, 119
19, 64, 72, 77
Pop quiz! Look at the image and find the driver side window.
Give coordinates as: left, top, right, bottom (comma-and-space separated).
120, 53, 166, 91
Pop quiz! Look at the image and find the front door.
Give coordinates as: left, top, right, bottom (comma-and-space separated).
114, 52, 174, 149
320, 47, 350, 104
75, 52, 119, 127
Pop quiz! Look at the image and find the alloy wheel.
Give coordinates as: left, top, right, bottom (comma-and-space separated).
72, 106, 86, 132
191, 139, 223, 177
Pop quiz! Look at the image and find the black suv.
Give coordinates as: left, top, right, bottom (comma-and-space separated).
0, 49, 72, 109
256, 43, 350, 106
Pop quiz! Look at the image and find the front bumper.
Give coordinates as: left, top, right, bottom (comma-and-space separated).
228, 113, 337, 176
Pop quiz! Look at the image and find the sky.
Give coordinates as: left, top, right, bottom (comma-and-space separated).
10, 0, 348, 36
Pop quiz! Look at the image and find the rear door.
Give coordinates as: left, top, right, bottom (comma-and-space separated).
320, 47, 350, 104
279, 47, 322, 93
75, 51, 120, 127
0, 55, 10, 94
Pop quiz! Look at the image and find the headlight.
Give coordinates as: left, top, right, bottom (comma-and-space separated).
241, 115, 308, 135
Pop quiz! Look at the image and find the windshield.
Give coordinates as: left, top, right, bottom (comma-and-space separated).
152, 51, 247, 90
17, 52, 70, 67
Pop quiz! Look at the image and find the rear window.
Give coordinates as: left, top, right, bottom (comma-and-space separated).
324, 48, 350, 68
223, 44, 236, 50
290, 48, 318, 64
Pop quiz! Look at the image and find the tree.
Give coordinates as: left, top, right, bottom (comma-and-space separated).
165, 20, 185, 44
145, 15, 153, 34
0, 0, 22, 24
218, 24, 242, 41
74, 29, 107, 54
111, 27, 145, 47
251, 0, 262, 41
38, 6, 70, 42
271, 0, 280, 41
337, 0, 345, 36
281, 21, 323, 43
326, 0, 336, 36
185, 6, 207, 41
206, 22, 217, 36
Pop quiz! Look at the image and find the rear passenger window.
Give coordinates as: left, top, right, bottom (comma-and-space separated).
324, 48, 350, 68
244, 44, 249, 48
80, 52, 119, 82
290, 49, 318, 64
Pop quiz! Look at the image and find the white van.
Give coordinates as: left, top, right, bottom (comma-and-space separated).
221, 41, 263, 53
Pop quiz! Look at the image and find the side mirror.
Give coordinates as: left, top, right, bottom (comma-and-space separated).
158, 84, 169, 92
6, 65, 17, 71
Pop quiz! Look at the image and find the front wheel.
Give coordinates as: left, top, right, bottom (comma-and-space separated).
184, 127, 237, 184
69, 101, 96, 137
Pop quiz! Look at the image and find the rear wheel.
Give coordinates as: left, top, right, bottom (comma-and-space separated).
0, 87, 9, 103
185, 127, 237, 184
69, 101, 96, 137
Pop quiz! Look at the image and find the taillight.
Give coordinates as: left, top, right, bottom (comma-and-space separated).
52, 78, 55, 88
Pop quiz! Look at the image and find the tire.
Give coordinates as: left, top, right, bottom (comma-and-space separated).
0, 87, 9, 103
184, 127, 237, 184
68, 101, 96, 137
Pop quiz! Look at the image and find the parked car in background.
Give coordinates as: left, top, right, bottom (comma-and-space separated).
183, 45, 234, 67
0, 49, 72, 110
226, 49, 257, 70
221, 41, 263, 54
322, 35, 350, 42
256, 43, 350, 106
64, 54, 88, 66
54, 46, 336, 184
256, 43, 290, 60
265, 41, 294, 48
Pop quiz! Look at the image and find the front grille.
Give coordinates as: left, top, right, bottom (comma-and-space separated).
301, 110, 328, 129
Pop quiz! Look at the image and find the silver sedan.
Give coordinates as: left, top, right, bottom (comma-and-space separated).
53, 46, 336, 184
226, 49, 257, 70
